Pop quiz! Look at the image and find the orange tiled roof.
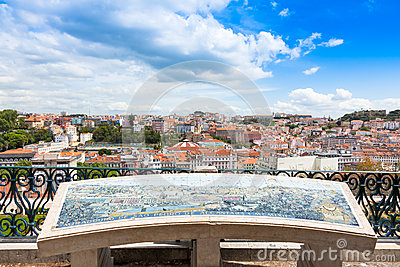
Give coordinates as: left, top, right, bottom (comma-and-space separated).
1, 148, 35, 154
239, 157, 257, 165
87, 155, 121, 162
25, 117, 43, 122
60, 151, 83, 157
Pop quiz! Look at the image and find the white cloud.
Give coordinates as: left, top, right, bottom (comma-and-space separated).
0, 1, 346, 114
320, 38, 344, 47
288, 33, 321, 59
270, 1, 278, 8
273, 88, 400, 117
0, 76, 16, 83
108, 102, 129, 111
6, 1, 337, 80
299, 33, 321, 50
303, 66, 320, 75
279, 8, 290, 17
333, 88, 352, 100
289, 88, 333, 106
0, 16, 154, 114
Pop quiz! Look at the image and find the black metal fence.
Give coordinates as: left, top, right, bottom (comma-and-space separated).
1, 166, 399, 238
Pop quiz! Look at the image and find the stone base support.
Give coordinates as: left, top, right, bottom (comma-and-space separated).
193, 238, 221, 267
70, 247, 113, 267
297, 244, 342, 267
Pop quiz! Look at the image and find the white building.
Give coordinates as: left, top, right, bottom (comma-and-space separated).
31, 152, 85, 168
24, 141, 69, 154
200, 149, 238, 169
261, 155, 339, 171
143, 155, 161, 168
54, 133, 69, 143
338, 154, 363, 171
67, 133, 78, 143
120, 154, 140, 169
65, 125, 79, 143
80, 132, 93, 144
176, 123, 195, 134
384, 121, 400, 130
355, 152, 400, 171
351, 120, 364, 130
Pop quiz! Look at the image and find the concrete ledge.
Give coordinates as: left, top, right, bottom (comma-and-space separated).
0, 242, 69, 264
1, 241, 400, 265
0, 237, 37, 243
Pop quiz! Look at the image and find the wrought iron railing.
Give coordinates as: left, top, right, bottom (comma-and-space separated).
1, 166, 399, 238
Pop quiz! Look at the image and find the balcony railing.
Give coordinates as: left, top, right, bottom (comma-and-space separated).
0, 166, 399, 238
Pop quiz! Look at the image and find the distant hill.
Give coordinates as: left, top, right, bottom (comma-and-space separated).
339, 109, 400, 122
387, 110, 400, 120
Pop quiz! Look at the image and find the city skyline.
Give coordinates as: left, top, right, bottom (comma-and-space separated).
0, 1, 399, 117
6, 108, 400, 120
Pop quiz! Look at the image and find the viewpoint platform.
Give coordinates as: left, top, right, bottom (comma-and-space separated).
37, 173, 376, 267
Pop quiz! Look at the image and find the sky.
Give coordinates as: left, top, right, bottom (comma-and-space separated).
0, 0, 399, 118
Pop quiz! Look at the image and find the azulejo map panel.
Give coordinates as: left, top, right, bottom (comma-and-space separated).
55, 175, 359, 228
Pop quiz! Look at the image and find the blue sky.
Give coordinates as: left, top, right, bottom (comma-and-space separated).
0, 0, 399, 117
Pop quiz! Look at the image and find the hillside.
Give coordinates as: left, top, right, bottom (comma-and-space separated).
339, 109, 400, 122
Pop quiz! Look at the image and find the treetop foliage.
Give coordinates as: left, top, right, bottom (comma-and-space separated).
339, 109, 400, 122
0, 109, 52, 151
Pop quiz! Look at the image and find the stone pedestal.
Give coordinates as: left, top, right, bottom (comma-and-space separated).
70, 247, 113, 267
37, 174, 377, 267
194, 238, 221, 267
297, 244, 342, 267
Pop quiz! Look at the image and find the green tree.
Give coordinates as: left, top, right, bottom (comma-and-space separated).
80, 126, 92, 133
77, 162, 118, 177
31, 129, 52, 143
0, 109, 20, 131
0, 118, 10, 131
387, 110, 400, 120
121, 128, 145, 144
12, 160, 32, 176
98, 148, 112, 156
2, 131, 29, 149
77, 162, 88, 167
353, 157, 384, 171
90, 162, 107, 168
18, 117, 27, 129
92, 123, 122, 143
0, 109, 18, 129
161, 132, 180, 147
0, 135, 5, 150
0, 110, 53, 151
144, 126, 161, 144
15, 160, 32, 166
242, 118, 257, 124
